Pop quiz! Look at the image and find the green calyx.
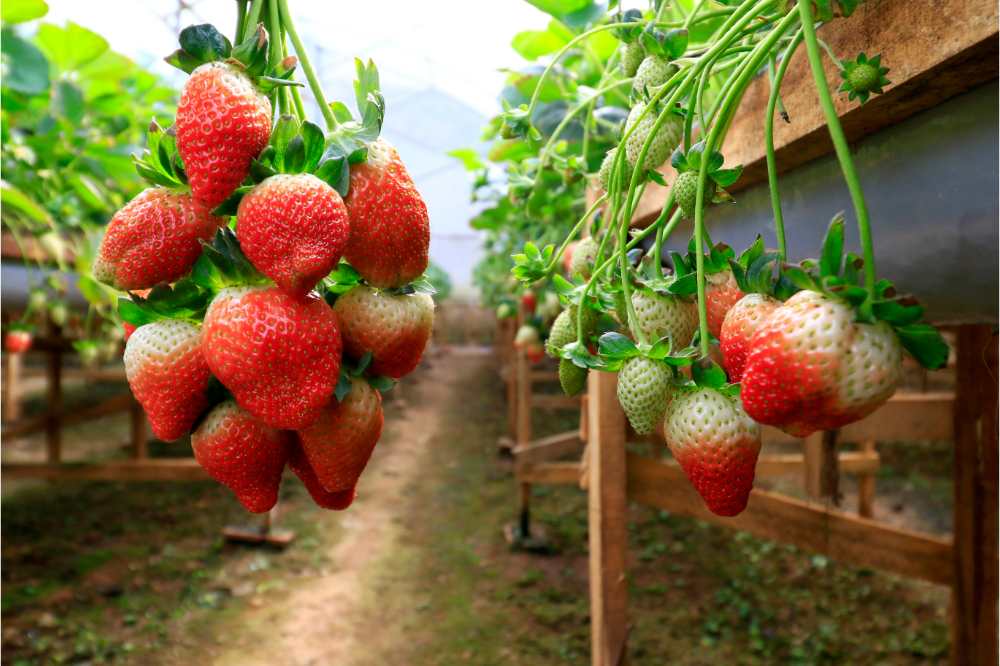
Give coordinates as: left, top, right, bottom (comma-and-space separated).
595, 330, 697, 374
670, 141, 743, 218
727, 235, 797, 300
839, 52, 890, 104
133, 120, 186, 190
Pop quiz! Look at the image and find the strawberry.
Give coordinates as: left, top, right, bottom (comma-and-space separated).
175, 62, 272, 209
124, 319, 211, 441
664, 386, 761, 516
333, 285, 434, 379
94, 188, 224, 290
48, 302, 68, 327
514, 325, 540, 349
631, 288, 698, 349
288, 441, 357, 510
672, 171, 716, 219
343, 139, 429, 288
617, 356, 673, 435
569, 237, 599, 279
546, 305, 598, 358
4, 330, 32, 353
632, 55, 677, 95
719, 293, 780, 382
525, 343, 545, 364
705, 269, 744, 339
237, 174, 350, 297
202, 286, 342, 430
559, 358, 587, 397
122, 322, 137, 342
191, 401, 289, 513
598, 147, 618, 191
624, 102, 683, 172
297, 377, 384, 492
521, 291, 537, 314
620, 42, 645, 77
740, 290, 903, 437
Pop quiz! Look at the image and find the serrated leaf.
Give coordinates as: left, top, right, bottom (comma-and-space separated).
895, 323, 949, 370
781, 265, 817, 292
692, 360, 727, 389
177, 23, 230, 64
711, 166, 742, 188
598, 332, 638, 360
820, 214, 845, 278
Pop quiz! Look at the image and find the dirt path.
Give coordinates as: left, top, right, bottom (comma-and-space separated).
167, 346, 492, 666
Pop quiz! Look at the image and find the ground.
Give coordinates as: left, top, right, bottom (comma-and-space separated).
2, 345, 951, 665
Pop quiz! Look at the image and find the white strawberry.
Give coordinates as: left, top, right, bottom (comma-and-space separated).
631, 288, 698, 349
617, 356, 673, 435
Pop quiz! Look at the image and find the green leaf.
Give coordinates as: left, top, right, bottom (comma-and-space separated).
1, 180, 52, 224
53, 79, 84, 123
2, 0, 48, 23
447, 148, 485, 171
177, 23, 231, 64
781, 265, 818, 292
661, 28, 689, 59
895, 323, 949, 370
36, 22, 108, 71
523, 0, 592, 19
1, 29, 50, 94
367, 375, 396, 394
334, 369, 353, 403
873, 299, 924, 327
511, 28, 568, 61
710, 166, 742, 188
820, 213, 845, 278
598, 332, 638, 360
692, 360, 727, 389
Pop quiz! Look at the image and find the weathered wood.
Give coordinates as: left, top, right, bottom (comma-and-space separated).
130, 398, 148, 461
587, 371, 629, 666
755, 450, 878, 477
2, 459, 208, 481
518, 461, 581, 486
627, 452, 952, 586
532, 394, 581, 410
530, 370, 560, 382
951, 325, 999, 665
630, 0, 1000, 225
45, 330, 62, 463
513, 430, 582, 467
2, 351, 22, 422
803, 432, 824, 498
515, 348, 531, 447
2, 393, 134, 440
857, 440, 877, 518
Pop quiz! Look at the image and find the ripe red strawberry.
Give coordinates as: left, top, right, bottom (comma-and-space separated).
719, 293, 780, 382
343, 139, 429, 287
4, 330, 32, 353
525, 344, 545, 364
288, 441, 357, 510
202, 286, 342, 429
123, 323, 137, 342
237, 174, 350, 297
740, 290, 903, 437
191, 401, 289, 513
175, 62, 271, 209
333, 286, 434, 379
705, 269, 744, 339
298, 377, 384, 492
94, 188, 223, 290
124, 319, 211, 441
521, 291, 537, 314
664, 386, 761, 516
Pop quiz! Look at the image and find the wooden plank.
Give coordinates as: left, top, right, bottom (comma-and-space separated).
1, 393, 135, 440
803, 432, 824, 498
630, 0, 1000, 225
627, 453, 952, 586
857, 440, 877, 518
518, 461, 581, 486
532, 394, 581, 410
513, 430, 582, 466
587, 371, 629, 666
515, 348, 531, 446
756, 450, 878, 477
530, 370, 560, 382
2, 351, 22, 422
1, 459, 208, 481
951, 325, 999, 665
45, 334, 62, 463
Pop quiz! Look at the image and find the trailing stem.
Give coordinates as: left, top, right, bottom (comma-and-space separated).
277, 0, 338, 130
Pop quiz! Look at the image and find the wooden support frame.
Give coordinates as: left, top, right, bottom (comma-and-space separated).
581, 324, 997, 664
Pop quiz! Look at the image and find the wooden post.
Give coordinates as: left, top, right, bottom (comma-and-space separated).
130, 398, 148, 460
950, 325, 998, 666
45, 329, 63, 464
857, 439, 876, 518
2, 351, 22, 422
515, 347, 531, 447
587, 371, 628, 666
803, 432, 823, 498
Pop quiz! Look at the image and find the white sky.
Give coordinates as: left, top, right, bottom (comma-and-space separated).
43, 0, 551, 293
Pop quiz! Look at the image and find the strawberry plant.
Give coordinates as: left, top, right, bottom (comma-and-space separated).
469, 0, 948, 517
91, 0, 435, 513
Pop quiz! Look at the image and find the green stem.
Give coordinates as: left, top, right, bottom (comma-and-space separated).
683, 0, 709, 29
764, 28, 803, 260
244, 0, 265, 41
795, 0, 875, 294
546, 194, 607, 275
652, 192, 678, 279
235, 0, 248, 43
278, 0, 338, 130
266, 0, 288, 115
277, 22, 305, 120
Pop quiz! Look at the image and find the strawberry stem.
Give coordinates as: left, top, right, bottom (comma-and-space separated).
278, 0, 339, 131
235, 0, 248, 44
764, 28, 803, 260
243, 0, 265, 42
796, 0, 876, 298
266, 0, 290, 116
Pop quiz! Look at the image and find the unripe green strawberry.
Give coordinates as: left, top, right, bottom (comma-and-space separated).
569, 236, 599, 279
514, 325, 540, 349
632, 55, 677, 95
620, 42, 645, 77
664, 387, 761, 516
617, 356, 673, 435
48, 302, 68, 327
625, 102, 683, 172
598, 148, 617, 191
559, 358, 588, 396
631, 289, 698, 348
673, 171, 716, 219
847, 62, 879, 92
546, 305, 598, 357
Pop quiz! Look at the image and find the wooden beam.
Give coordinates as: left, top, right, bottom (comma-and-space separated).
629, 0, 999, 225
950, 325, 999, 665
515, 347, 531, 447
857, 440, 877, 518
518, 461, 581, 486
514, 430, 582, 466
530, 370, 560, 382
627, 452, 952, 586
587, 371, 629, 666
1, 459, 208, 481
756, 450, 878, 477
2, 351, 22, 422
45, 332, 62, 463
532, 394, 581, 410
1, 393, 135, 440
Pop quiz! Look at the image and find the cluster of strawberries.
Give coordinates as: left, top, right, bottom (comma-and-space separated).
93, 24, 432, 513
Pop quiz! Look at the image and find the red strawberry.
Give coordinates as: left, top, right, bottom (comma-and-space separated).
94, 188, 223, 290
202, 286, 342, 430
288, 442, 357, 510
4, 330, 32, 353
298, 377, 384, 492
521, 291, 537, 314
191, 401, 289, 513
740, 290, 902, 437
705, 269, 744, 339
719, 293, 780, 382
344, 139, 429, 287
122, 322, 137, 342
237, 174, 350, 297
175, 62, 271, 209
526, 343, 545, 364
124, 319, 211, 441
664, 386, 761, 516
333, 286, 434, 379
